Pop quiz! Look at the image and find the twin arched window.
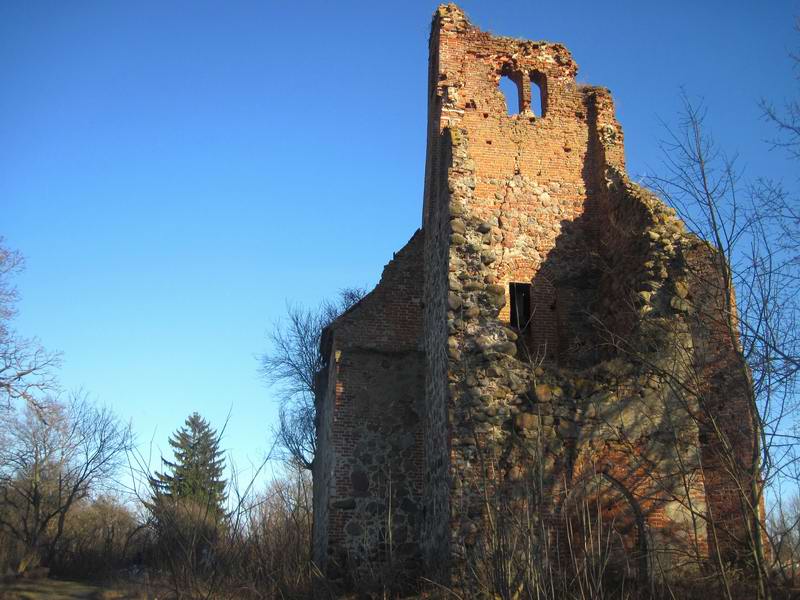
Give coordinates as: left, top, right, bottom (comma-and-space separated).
498, 69, 547, 117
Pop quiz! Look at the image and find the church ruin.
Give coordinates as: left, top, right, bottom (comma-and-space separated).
313, 4, 760, 593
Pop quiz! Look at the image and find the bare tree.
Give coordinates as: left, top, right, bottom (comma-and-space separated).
761, 18, 800, 163
0, 238, 60, 409
260, 287, 366, 469
636, 89, 800, 598
0, 392, 132, 572
768, 493, 800, 584
758, 19, 800, 282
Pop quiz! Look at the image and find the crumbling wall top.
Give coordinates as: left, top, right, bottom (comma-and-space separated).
433, 3, 578, 81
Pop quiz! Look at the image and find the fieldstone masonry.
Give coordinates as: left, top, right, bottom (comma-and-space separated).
313, 4, 760, 593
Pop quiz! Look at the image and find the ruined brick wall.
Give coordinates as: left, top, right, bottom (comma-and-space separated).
683, 239, 761, 564
421, 5, 631, 370
313, 232, 426, 583
314, 3, 759, 592
420, 3, 744, 587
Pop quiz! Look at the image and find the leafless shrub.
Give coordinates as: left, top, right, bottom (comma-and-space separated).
123, 428, 314, 599
0, 392, 132, 574
50, 494, 145, 579
225, 465, 313, 599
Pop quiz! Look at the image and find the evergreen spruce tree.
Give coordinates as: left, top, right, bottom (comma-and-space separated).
151, 412, 227, 518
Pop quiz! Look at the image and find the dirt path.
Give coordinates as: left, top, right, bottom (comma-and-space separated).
0, 578, 124, 599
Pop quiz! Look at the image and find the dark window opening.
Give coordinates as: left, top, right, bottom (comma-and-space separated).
510, 282, 532, 330
530, 71, 547, 117
499, 75, 521, 115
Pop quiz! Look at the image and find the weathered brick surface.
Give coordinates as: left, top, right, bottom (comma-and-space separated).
312, 231, 426, 585
314, 3, 760, 593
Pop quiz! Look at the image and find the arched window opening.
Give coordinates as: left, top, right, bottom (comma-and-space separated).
498, 75, 521, 115
530, 71, 548, 117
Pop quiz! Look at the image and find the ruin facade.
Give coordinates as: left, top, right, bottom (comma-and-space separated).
313, 4, 760, 593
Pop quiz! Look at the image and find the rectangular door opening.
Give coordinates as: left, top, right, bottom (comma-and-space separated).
509, 282, 532, 330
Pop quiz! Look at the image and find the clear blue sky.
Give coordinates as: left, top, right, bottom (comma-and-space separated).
2, 1, 798, 484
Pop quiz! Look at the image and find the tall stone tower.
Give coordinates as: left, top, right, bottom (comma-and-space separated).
313, 4, 759, 594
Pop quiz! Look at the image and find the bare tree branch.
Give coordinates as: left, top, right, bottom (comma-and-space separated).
260, 288, 366, 469
0, 238, 61, 409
